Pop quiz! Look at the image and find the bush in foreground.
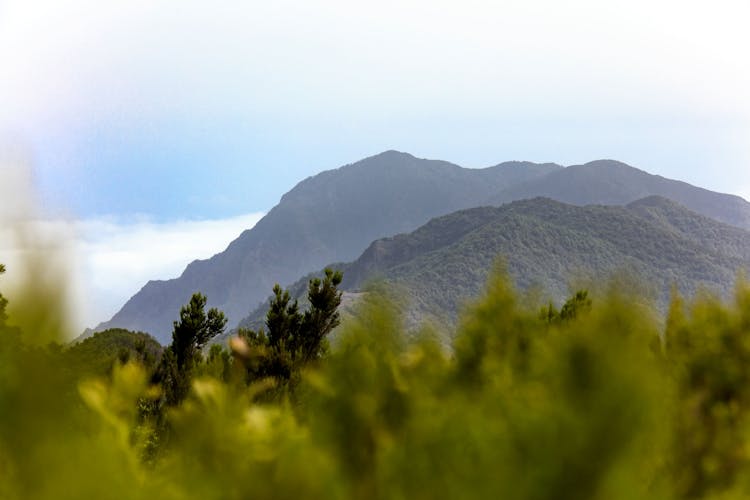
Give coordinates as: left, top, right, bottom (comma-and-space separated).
2, 264, 750, 499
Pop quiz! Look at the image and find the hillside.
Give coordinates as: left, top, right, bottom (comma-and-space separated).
65, 328, 162, 377
95, 151, 561, 343
231, 197, 750, 345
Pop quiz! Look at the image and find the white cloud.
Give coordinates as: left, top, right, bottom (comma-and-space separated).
75, 213, 264, 330
1, 142, 265, 339
0, 212, 264, 338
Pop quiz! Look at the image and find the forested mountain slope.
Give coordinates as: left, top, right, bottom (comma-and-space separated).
233, 197, 750, 345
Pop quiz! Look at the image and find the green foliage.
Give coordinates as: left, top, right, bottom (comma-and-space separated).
298, 268, 344, 360
8, 260, 750, 499
0, 263, 8, 328
0, 263, 22, 347
664, 283, 750, 498
0, 265, 150, 499
238, 268, 343, 384
541, 290, 593, 324
65, 328, 162, 377
171, 293, 227, 366
197, 344, 233, 382
154, 293, 227, 407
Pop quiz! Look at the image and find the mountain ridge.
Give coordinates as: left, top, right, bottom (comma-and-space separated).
93, 151, 750, 344
487, 159, 750, 229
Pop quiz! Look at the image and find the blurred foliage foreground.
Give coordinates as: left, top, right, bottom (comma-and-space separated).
4, 261, 750, 500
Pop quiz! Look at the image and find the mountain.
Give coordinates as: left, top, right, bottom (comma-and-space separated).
95, 151, 561, 343
487, 160, 750, 230
98, 152, 750, 344
231, 196, 750, 346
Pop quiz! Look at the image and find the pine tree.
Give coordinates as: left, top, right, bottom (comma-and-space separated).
238, 268, 343, 383
154, 293, 227, 406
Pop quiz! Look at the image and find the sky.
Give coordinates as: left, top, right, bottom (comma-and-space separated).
1, 0, 750, 333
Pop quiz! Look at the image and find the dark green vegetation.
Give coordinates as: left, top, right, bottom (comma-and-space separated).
0, 263, 7, 328
6, 257, 750, 499
100, 270, 344, 462
95, 152, 750, 343
237, 268, 343, 384
230, 196, 750, 346
67, 328, 162, 376
151, 293, 227, 407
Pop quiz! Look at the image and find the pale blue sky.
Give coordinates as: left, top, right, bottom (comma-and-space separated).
1, 0, 749, 220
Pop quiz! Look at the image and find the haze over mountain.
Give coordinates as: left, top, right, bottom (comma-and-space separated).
95, 152, 750, 344
229, 196, 750, 346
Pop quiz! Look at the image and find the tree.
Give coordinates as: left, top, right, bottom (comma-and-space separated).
559, 290, 592, 321
154, 293, 227, 406
170, 293, 227, 369
540, 290, 592, 325
298, 269, 344, 361
238, 268, 343, 383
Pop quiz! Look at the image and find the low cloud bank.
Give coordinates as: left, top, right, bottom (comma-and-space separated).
1, 212, 264, 338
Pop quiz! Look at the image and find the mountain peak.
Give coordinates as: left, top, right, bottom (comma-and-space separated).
493, 160, 561, 168
576, 159, 646, 173
580, 159, 631, 166
365, 150, 416, 162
